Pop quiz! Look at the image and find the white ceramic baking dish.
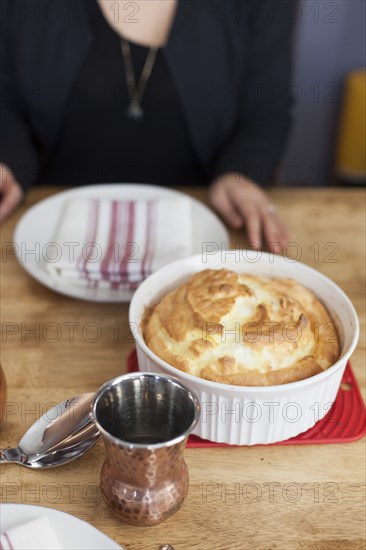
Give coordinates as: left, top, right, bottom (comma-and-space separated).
129, 252, 359, 445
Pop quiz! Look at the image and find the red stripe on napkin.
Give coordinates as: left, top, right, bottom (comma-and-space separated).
146, 201, 157, 278
115, 200, 128, 287
141, 201, 156, 280
115, 201, 126, 285
73, 198, 161, 289
118, 201, 135, 285
3, 533, 13, 550
78, 198, 100, 285
140, 201, 150, 281
101, 200, 118, 284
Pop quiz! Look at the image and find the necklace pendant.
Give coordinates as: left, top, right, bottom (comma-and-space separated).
125, 104, 144, 122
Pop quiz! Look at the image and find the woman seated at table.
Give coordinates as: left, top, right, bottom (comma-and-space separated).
0, 0, 294, 250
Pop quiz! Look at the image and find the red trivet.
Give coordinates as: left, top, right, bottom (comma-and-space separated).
127, 349, 366, 446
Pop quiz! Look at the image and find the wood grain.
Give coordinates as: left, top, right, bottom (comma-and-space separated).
1, 187, 365, 550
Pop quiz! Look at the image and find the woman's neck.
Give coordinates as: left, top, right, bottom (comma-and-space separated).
97, 0, 179, 48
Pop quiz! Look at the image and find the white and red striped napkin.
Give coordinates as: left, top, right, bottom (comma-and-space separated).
0, 516, 62, 550
45, 197, 192, 289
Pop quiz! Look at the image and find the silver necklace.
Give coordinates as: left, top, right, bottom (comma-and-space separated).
121, 38, 158, 122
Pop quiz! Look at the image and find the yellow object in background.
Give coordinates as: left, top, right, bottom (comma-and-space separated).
336, 70, 366, 183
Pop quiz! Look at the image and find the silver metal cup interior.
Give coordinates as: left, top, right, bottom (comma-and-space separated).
94, 373, 199, 446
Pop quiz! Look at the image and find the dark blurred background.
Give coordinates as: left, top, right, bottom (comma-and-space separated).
278, 0, 365, 187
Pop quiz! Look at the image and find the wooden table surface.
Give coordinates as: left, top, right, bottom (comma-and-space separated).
1, 187, 365, 550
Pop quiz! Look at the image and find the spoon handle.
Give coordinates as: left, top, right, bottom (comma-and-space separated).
0, 447, 25, 464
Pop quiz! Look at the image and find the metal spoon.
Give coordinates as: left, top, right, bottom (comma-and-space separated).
0, 393, 100, 468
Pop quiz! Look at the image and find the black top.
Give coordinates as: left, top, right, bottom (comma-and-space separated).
1, 0, 294, 192
40, 1, 204, 186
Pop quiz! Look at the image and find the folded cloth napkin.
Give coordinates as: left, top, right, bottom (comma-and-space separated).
0, 516, 62, 550
45, 197, 192, 289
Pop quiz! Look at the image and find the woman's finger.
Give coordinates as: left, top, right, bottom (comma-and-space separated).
210, 184, 243, 228
278, 222, 290, 246
261, 208, 288, 253
0, 184, 22, 222
238, 205, 262, 248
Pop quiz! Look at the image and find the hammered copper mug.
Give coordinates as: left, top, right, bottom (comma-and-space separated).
92, 372, 200, 526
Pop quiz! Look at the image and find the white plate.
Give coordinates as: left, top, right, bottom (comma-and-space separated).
0, 504, 123, 550
14, 184, 229, 302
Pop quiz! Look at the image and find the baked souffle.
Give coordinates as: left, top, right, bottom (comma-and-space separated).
142, 269, 340, 386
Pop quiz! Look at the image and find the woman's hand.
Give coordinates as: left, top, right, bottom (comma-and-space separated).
209, 172, 289, 253
0, 164, 23, 222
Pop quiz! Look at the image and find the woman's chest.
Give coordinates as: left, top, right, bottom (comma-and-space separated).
17, 0, 249, 164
